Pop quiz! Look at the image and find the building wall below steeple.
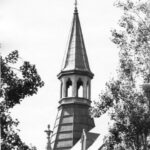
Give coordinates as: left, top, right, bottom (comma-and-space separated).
51, 104, 95, 150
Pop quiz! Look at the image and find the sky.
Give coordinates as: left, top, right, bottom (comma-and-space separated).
0, 0, 121, 149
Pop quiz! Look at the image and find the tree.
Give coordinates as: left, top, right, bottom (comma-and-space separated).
91, 0, 150, 149
0, 50, 44, 150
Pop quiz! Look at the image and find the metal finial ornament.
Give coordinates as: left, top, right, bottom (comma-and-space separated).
74, 0, 78, 13
75, 0, 77, 8
45, 124, 52, 138
45, 124, 53, 150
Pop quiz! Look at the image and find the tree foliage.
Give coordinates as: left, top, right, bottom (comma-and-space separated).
0, 50, 44, 150
91, 0, 150, 149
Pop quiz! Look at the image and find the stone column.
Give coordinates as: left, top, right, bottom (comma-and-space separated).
83, 80, 87, 98
72, 78, 77, 97
62, 78, 67, 98
60, 81, 62, 99
87, 80, 91, 99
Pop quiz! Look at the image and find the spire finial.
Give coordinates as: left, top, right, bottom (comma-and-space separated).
75, 0, 77, 8
45, 124, 53, 150
74, 0, 78, 12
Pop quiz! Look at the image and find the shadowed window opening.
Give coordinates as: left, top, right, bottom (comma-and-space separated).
77, 79, 83, 97
66, 79, 72, 97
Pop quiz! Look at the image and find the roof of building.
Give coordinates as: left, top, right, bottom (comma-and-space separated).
70, 116, 111, 150
86, 132, 100, 149
70, 131, 100, 150
60, 7, 93, 75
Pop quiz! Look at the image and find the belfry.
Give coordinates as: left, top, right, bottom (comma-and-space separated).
51, 2, 95, 150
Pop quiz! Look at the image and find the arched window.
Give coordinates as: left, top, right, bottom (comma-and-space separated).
66, 78, 72, 97
77, 79, 83, 97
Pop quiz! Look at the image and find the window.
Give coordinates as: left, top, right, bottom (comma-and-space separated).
77, 79, 83, 97
66, 78, 72, 97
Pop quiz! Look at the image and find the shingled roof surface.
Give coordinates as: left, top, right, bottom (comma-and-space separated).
61, 8, 92, 73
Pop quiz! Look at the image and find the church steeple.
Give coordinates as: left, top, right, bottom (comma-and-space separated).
58, 1, 93, 79
51, 3, 95, 150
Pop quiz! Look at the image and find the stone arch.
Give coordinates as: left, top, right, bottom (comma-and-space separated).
66, 78, 72, 97
77, 78, 83, 97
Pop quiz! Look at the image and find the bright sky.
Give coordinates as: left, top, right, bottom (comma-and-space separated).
0, 0, 121, 149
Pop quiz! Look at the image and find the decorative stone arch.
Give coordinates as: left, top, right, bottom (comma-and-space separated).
77, 78, 83, 97
66, 78, 72, 97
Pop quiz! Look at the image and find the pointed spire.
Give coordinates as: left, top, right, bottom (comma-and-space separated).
59, 2, 94, 78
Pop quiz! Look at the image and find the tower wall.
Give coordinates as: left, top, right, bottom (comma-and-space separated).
60, 75, 91, 99
51, 104, 94, 150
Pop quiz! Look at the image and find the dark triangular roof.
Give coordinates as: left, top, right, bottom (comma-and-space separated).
60, 7, 93, 77
70, 130, 100, 150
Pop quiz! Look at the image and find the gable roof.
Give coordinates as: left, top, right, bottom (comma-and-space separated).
70, 131, 100, 150
70, 116, 111, 150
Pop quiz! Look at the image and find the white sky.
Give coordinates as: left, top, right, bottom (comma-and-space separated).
0, 0, 121, 149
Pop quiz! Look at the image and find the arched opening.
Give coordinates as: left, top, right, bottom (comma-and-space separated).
66, 78, 72, 97
77, 79, 83, 97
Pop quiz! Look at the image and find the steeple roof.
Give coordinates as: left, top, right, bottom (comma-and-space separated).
60, 7, 93, 78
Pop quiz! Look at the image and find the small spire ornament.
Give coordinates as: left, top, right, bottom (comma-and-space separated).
74, 0, 78, 13
45, 124, 53, 150
75, 0, 77, 8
